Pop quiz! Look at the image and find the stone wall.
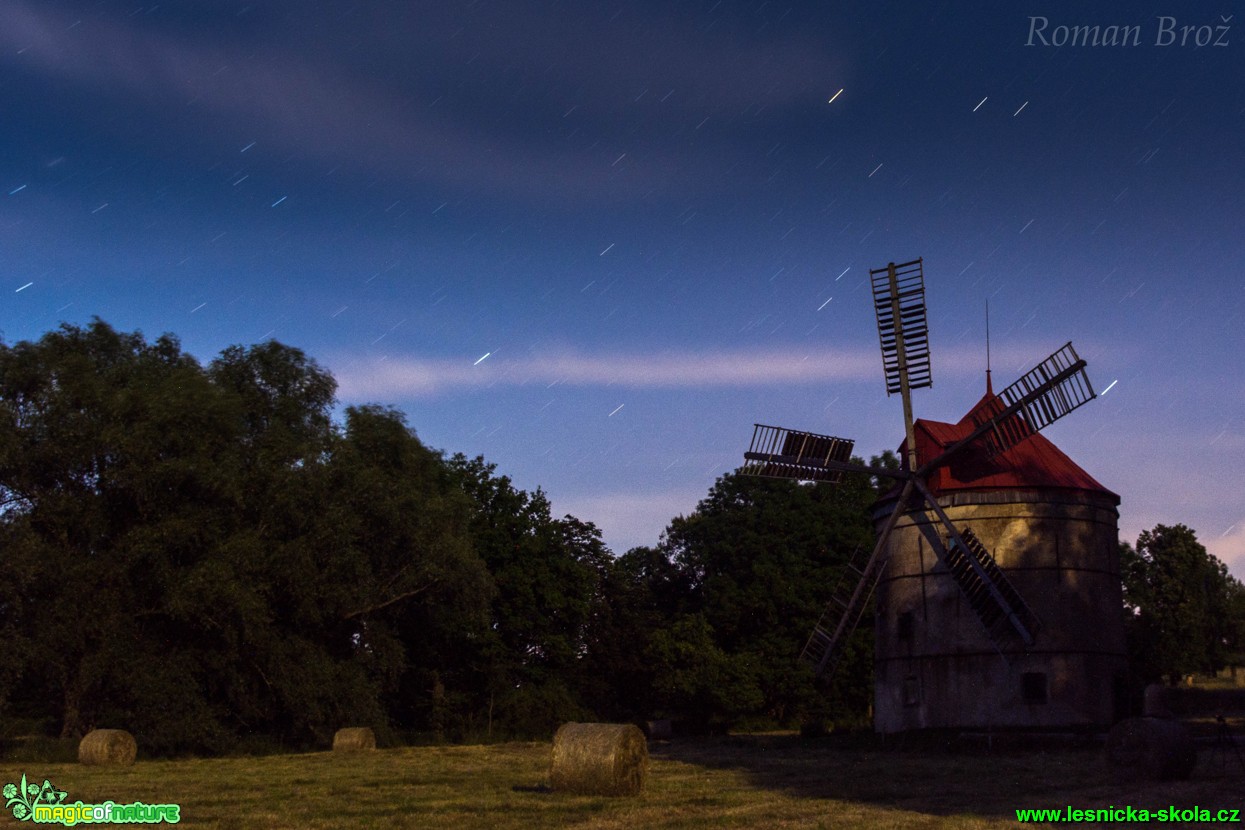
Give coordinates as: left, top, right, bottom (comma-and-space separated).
873, 489, 1126, 733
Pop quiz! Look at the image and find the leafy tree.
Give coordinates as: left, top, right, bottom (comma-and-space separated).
233, 402, 491, 748
439, 455, 609, 738
1225, 578, 1245, 668
318, 405, 488, 639
654, 466, 878, 729
646, 612, 763, 730
207, 340, 337, 468
0, 320, 243, 747
869, 450, 902, 499
1120, 524, 1245, 683
578, 545, 688, 723
0, 321, 492, 753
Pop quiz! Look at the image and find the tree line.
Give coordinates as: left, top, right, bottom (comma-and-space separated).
0, 320, 1241, 755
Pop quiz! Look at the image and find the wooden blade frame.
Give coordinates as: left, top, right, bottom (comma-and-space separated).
971, 342, 1095, 459
871, 258, 932, 396
742, 423, 857, 483
909, 478, 1040, 648
920, 342, 1096, 472
802, 479, 918, 678
871, 258, 931, 474
805, 476, 1041, 681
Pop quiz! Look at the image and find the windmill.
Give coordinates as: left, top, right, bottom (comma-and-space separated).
741, 257, 1098, 684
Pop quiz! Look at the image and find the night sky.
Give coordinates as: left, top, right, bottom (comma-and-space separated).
2, 1, 1242, 577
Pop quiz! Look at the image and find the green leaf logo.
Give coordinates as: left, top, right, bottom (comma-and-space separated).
4, 774, 67, 822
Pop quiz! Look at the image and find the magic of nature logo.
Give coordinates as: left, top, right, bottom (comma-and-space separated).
3, 774, 180, 825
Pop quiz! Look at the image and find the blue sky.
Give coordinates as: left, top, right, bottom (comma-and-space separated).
1, 1, 1242, 577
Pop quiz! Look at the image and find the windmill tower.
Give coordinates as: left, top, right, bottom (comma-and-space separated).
741, 258, 1126, 732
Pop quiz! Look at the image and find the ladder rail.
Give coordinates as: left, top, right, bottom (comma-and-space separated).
800, 479, 916, 679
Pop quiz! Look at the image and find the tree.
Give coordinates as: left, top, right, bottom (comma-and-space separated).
0, 320, 244, 747
0, 321, 492, 753
207, 340, 337, 468
654, 465, 878, 729
436, 455, 609, 738
869, 450, 902, 499
1120, 523, 1245, 684
235, 402, 491, 748
645, 612, 763, 730
1225, 578, 1245, 668
578, 545, 689, 723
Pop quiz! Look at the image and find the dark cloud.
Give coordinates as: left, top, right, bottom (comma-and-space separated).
0, 1, 846, 206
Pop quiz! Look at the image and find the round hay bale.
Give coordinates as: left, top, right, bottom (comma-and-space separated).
1106, 717, 1196, 781
550, 722, 648, 796
78, 729, 137, 766
332, 727, 376, 752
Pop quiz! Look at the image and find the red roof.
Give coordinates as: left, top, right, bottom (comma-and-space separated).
896, 383, 1118, 502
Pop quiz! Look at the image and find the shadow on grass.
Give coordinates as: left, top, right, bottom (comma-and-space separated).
650, 732, 1245, 820
511, 784, 553, 794
0, 736, 78, 765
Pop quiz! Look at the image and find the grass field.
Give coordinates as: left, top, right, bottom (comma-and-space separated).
2, 734, 1241, 828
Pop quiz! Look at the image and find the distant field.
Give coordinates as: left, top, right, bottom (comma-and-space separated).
2, 734, 1241, 828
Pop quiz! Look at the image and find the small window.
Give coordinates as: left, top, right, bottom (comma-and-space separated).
897, 611, 914, 642
903, 675, 920, 706
1022, 672, 1048, 704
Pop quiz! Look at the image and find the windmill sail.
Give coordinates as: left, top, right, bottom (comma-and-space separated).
941, 527, 1041, 648
801, 479, 917, 678
742, 423, 855, 483
910, 478, 1041, 649
800, 544, 872, 676
968, 342, 1095, 459
871, 258, 932, 395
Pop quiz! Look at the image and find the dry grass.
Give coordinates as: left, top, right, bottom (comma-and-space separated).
1, 734, 1240, 829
